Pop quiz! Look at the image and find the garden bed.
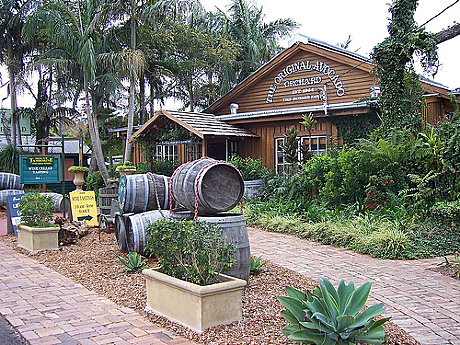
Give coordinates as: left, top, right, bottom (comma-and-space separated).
1, 229, 419, 344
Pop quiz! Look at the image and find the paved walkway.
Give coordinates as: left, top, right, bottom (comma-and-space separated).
0, 242, 196, 345
248, 227, 460, 345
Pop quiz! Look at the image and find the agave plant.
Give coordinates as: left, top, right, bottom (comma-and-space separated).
116, 252, 148, 273
278, 278, 390, 344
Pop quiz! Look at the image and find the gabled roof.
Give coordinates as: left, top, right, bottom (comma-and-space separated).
205, 39, 375, 114
129, 109, 258, 142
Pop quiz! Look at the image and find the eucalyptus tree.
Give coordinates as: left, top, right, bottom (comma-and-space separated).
23, 0, 117, 184
0, 0, 36, 147
216, 0, 297, 94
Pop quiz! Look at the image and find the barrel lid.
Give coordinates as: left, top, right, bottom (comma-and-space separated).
118, 175, 127, 214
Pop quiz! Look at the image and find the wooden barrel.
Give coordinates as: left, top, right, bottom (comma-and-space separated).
115, 213, 132, 252
171, 158, 244, 215
197, 214, 250, 282
170, 208, 194, 220
126, 210, 170, 255
0, 173, 23, 190
118, 173, 170, 214
99, 187, 118, 216
0, 189, 23, 207
41, 193, 71, 214
244, 179, 265, 198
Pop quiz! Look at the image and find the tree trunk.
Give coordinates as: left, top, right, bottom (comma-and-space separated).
124, 78, 135, 163
139, 74, 146, 124
7, 34, 17, 148
435, 23, 460, 44
85, 87, 109, 185
149, 77, 155, 116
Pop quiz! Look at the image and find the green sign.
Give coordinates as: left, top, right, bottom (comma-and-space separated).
0, 109, 31, 135
19, 155, 61, 184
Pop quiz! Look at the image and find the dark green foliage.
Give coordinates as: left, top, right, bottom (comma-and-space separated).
145, 219, 235, 286
116, 252, 148, 273
18, 192, 55, 227
250, 255, 268, 275
278, 278, 389, 344
280, 126, 299, 168
431, 200, 460, 228
135, 162, 150, 174
229, 156, 272, 181
331, 113, 380, 146
85, 172, 105, 203
0, 145, 21, 174
150, 159, 178, 177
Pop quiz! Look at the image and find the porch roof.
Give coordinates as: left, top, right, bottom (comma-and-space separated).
129, 109, 259, 142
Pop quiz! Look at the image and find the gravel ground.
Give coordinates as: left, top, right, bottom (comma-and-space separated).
1, 229, 420, 345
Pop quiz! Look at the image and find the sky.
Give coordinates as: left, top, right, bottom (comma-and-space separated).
200, 0, 460, 90
1, 0, 459, 110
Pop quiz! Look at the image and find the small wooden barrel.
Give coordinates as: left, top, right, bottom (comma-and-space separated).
118, 173, 170, 214
197, 214, 251, 282
126, 210, 170, 255
40, 193, 71, 214
99, 187, 118, 216
244, 179, 265, 197
0, 173, 23, 190
115, 213, 132, 252
171, 158, 244, 215
0, 189, 23, 207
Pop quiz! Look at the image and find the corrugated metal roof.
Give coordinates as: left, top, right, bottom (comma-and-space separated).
130, 110, 258, 142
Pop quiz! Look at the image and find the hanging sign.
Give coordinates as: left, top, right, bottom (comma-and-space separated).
69, 191, 99, 227
19, 155, 61, 184
160, 139, 192, 146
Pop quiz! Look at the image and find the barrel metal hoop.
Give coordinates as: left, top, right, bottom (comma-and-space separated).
162, 176, 169, 210
142, 174, 149, 212
170, 160, 193, 212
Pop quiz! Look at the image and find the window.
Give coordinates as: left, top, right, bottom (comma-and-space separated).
187, 142, 202, 161
155, 144, 178, 162
227, 140, 238, 159
275, 136, 327, 173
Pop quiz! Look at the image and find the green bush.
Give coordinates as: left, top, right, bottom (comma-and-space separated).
229, 156, 272, 181
151, 158, 178, 176
250, 255, 268, 275
0, 145, 21, 174
68, 166, 89, 173
116, 252, 148, 273
85, 171, 105, 202
18, 192, 55, 227
278, 278, 389, 344
145, 219, 235, 285
431, 200, 460, 228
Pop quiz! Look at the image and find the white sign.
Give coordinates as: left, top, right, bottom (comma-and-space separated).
0, 109, 31, 135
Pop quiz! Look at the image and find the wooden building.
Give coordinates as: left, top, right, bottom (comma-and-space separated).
129, 36, 457, 172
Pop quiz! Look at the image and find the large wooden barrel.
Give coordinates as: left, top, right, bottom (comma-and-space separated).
99, 186, 118, 216
118, 173, 170, 214
115, 213, 132, 252
171, 158, 244, 215
197, 214, 250, 282
0, 189, 24, 207
0, 173, 23, 190
126, 210, 170, 255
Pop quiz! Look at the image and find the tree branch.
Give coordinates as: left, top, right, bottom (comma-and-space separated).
435, 23, 460, 44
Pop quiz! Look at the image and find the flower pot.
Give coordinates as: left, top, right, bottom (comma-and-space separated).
117, 169, 136, 176
17, 224, 59, 253
143, 269, 246, 333
72, 171, 86, 191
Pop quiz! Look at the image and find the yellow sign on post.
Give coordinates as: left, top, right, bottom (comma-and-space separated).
69, 191, 99, 227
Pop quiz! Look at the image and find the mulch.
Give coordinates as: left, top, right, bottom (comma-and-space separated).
1, 229, 420, 345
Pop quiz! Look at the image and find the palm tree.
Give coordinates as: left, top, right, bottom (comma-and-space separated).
24, 0, 115, 184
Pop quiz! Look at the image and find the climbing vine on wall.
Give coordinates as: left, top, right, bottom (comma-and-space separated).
332, 113, 380, 146
371, 0, 438, 136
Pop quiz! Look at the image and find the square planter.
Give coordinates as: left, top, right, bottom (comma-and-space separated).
17, 224, 59, 253
143, 268, 246, 333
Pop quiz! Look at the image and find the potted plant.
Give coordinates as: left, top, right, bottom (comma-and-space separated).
68, 166, 89, 191
17, 192, 59, 252
143, 219, 246, 333
116, 161, 136, 176
229, 156, 270, 197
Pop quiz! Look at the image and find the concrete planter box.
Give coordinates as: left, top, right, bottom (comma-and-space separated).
17, 224, 59, 253
143, 268, 246, 333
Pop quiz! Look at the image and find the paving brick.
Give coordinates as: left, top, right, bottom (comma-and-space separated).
248, 227, 460, 345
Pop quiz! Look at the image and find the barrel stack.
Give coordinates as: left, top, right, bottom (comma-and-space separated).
0, 172, 24, 208
115, 158, 251, 282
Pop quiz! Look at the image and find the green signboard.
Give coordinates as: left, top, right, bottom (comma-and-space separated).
19, 155, 61, 184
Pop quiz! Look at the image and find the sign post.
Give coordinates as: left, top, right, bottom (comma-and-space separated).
6, 194, 25, 236
19, 155, 61, 184
69, 191, 99, 227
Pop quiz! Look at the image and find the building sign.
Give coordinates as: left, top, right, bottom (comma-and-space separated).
69, 191, 98, 226
160, 139, 192, 146
0, 109, 31, 135
266, 60, 345, 103
19, 155, 61, 184
7, 193, 25, 236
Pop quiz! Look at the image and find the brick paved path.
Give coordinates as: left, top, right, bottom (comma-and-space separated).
0, 243, 196, 345
248, 227, 460, 345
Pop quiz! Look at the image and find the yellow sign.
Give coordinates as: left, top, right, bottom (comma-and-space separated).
69, 191, 99, 227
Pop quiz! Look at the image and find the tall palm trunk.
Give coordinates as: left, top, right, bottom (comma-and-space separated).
85, 86, 109, 184
7, 35, 17, 147
124, 79, 135, 162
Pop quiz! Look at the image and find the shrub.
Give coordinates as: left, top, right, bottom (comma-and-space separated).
0, 145, 21, 174
151, 158, 178, 176
250, 255, 268, 275
278, 278, 389, 344
116, 252, 148, 273
68, 166, 89, 173
145, 219, 235, 285
18, 192, 55, 227
85, 171, 105, 202
431, 200, 460, 228
229, 156, 271, 181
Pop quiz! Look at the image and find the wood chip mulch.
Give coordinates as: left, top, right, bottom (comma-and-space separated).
1, 229, 420, 345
